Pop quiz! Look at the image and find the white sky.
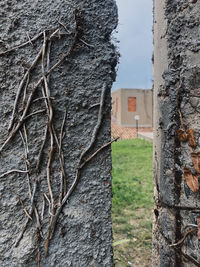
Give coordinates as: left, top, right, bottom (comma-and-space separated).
112, 0, 153, 91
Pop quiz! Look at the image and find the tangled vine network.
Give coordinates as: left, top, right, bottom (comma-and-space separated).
0, 9, 119, 266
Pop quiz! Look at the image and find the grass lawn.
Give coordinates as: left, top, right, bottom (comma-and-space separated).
112, 138, 153, 267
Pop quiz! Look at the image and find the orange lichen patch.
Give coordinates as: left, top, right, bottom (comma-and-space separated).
186, 129, 197, 148
177, 129, 188, 141
191, 152, 200, 173
197, 217, 200, 240
184, 168, 199, 193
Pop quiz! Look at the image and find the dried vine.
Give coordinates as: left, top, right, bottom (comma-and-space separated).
45, 84, 117, 255
159, 225, 200, 267
0, 32, 43, 56
8, 47, 43, 131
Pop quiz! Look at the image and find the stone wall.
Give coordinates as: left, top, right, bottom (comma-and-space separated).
153, 0, 200, 266
0, 1, 118, 266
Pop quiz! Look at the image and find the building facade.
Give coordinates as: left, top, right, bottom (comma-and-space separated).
112, 88, 153, 127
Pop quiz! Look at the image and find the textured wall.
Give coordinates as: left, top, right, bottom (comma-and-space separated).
0, 1, 118, 266
153, 0, 200, 266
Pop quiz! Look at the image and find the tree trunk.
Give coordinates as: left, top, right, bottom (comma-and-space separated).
0, 1, 118, 266
153, 0, 200, 266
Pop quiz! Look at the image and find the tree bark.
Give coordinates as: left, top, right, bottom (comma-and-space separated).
153, 0, 200, 266
0, 1, 118, 266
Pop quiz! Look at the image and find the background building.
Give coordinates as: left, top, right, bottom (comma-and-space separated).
112, 88, 153, 127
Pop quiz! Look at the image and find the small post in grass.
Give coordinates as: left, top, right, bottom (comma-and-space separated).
134, 115, 140, 138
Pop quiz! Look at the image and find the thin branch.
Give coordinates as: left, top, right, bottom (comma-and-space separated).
41, 194, 45, 221
42, 33, 57, 257
58, 110, 67, 203
78, 38, 94, 48
35, 36, 52, 173
43, 193, 54, 217
35, 125, 48, 172
37, 249, 41, 267
24, 109, 46, 121
11, 190, 32, 220
58, 20, 94, 48
49, 29, 60, 40
33, 205, 43, 238
58, 172, 64, 206
51, 125, 63, 206
0, 32, 43, 56
0, 77, 43, 153
1, 24, 78, 153
42, 31, 54, 215
181, 250, 200, 267
35, 66, 49, 172
59, 110, 67, 156
14, 216, 31, 247
80, 137, 120, 169
80, 83, 107, 160
33, 96, 54, 103
22, 72, 30, 109
170, 228, 197, 247
23, 124, 29, 154
0, 169, 29, 179
89, 103, 100, 110
15, 132, 42, 246
46, 16, 78, 76
8, 47, 43, 131
19, 130, 31, 197
20, 130, 27, 156
159, 225, 200, 267
52, 125, 59, 146
184, 224, 198, 230
14, 181, 37, 247
21, 131, 41, 241
46, 83, 108, 246
58, 20, 71, 34
26, 32, 33, 46
52, 123, 67, 203
46, 39, 51, 84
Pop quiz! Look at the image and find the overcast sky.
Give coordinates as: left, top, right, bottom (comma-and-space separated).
112, 0, 153, 91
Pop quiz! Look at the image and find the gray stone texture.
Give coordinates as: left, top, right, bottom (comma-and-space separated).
0, 0, 118, 266
153, 0, 200, 266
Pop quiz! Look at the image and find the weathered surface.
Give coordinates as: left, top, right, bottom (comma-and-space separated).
0, 1, 118, 266
153, 0, 200, 266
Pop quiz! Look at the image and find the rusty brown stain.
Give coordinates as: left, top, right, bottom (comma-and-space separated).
177, 128, 188, 142
197, 217, 200, 240
186, 129, 197, 148
191, 152, 200, 173
184, 168, 199, 193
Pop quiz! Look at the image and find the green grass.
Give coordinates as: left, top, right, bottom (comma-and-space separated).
112, 139, 153, 267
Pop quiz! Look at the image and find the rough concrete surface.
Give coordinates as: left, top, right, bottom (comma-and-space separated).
0, 1, 118, 266
153, 0, 200, 266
